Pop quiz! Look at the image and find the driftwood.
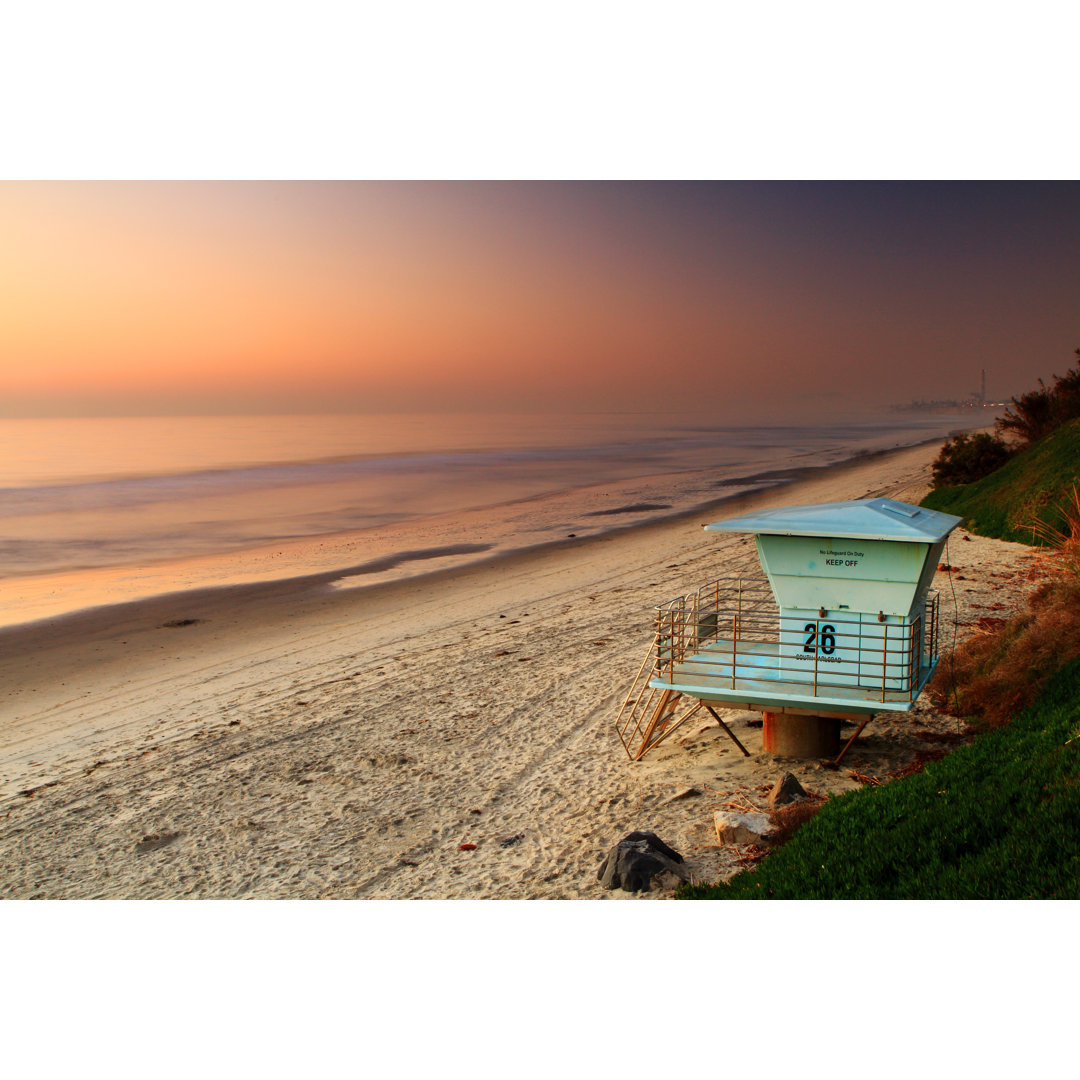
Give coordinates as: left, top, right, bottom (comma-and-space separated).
847, 769, 883, 786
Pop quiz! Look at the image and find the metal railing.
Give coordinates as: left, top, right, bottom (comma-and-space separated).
653, 577, 940, 703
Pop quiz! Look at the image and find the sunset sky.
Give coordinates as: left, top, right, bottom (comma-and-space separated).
3, 181, 1078, 421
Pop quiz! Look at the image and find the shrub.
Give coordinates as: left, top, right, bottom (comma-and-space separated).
1030, 484, 1080, 579
930, 431, 1014, 487
997, 347, 1080, 447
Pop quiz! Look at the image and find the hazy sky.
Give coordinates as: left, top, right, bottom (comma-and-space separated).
3, 181, 1078, 421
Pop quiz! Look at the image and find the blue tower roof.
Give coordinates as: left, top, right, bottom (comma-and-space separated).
703, 497, 962, 544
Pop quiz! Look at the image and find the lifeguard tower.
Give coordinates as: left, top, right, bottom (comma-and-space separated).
616, 498, 962, 762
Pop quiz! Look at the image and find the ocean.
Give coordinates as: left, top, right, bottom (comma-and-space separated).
0, 411, 971, 628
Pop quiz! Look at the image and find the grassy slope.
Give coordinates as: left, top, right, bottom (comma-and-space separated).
920, 418, 1080, 543
679, 657, 1080, 900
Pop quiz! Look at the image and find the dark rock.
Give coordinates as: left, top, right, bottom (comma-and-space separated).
767, 771, 807, 808
597, 831, 689, 893
622, 830, 683, 863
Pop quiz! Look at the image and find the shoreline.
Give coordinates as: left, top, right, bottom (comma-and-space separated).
0, 431, 956, 646
0, 435, 1046, 898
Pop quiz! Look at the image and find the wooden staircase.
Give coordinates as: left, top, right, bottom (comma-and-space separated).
614, 647, 703, 760
615, 642, 753, 762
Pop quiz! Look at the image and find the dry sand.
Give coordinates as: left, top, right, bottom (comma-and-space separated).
0, 441, 1048, 898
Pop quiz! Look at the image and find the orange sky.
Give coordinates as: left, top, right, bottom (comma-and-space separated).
2, 182, 707, 413
3, 181, 1078, 419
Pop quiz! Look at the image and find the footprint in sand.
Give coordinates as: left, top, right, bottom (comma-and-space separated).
134, 832, 182, 853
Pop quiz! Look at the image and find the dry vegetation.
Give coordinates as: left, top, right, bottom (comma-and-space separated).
767, 796, 825, 847
929, 487, 1080, 727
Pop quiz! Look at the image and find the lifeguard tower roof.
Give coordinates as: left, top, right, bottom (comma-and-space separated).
703, 497, 961, 544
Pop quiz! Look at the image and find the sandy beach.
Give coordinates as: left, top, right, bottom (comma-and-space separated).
0, 440, 1047, 899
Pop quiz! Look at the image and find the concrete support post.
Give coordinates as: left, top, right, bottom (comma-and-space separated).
762, 711, 841, 758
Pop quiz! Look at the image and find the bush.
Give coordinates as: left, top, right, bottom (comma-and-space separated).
930, 431, 1014, 487
997, 347, 1080, 447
